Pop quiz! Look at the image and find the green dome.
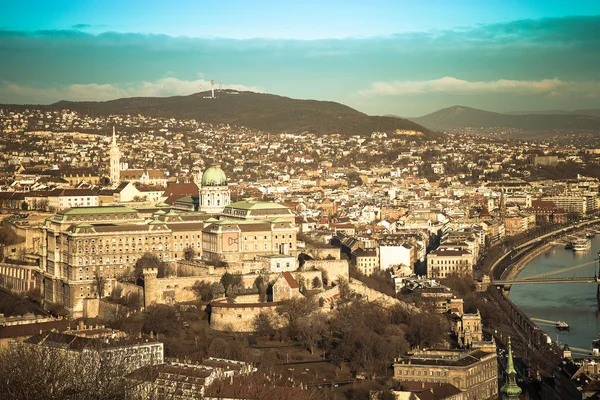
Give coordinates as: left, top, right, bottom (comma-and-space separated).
201, 165, 228, 186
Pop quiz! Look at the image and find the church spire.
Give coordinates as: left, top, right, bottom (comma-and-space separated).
501, 337, 522, 399
109, 126, 120, 184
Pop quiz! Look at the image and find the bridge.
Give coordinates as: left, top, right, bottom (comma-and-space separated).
492, 258, 600, 285
492, 256, 600, 309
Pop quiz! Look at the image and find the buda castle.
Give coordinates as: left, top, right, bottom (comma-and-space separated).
38, 135, 296, 318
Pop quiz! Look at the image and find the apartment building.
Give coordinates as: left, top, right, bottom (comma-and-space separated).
393, 349, 498, 400
427, 248, 473, 279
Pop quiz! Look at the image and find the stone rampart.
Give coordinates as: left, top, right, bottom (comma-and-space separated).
349, 279, 416, 312
308, 248, 341, 260
303, 259, 349, 284
209, 301, 282, 332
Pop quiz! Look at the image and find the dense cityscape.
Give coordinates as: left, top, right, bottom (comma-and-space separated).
2, 2, 600, 400
1, 102, 600, 399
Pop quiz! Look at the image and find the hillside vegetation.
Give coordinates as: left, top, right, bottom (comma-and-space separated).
5, 90, 433, 137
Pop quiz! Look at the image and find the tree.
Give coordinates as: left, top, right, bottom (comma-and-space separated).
311, 276, 322, 289
253, 311, 276, 338
93, 275, 107, 299
183, 246, 196, 261
254, 275, 268, 303
192, 280, 215, 302
132, 253, 171, 281
0, 342, 158, 400
143, 304, 180, 336
220, 272, 243, 296
405, 313, 448, 349
276, 297, 316, 325
296, 314, 327, 354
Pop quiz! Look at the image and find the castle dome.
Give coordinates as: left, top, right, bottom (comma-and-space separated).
201, 165, 228, 187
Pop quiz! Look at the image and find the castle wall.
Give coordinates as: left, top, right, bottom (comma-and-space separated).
209, 302, 281, 332
308, 248, 341, 260
303, 259, 349, 284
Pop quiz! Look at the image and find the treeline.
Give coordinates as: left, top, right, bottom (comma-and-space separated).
254, 293, 448, 379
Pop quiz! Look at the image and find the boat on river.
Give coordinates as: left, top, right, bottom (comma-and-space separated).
573, 238, 591, 252
556, 321, 570, 330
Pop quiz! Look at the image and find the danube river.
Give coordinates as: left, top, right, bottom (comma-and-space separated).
510, 235, 600, 351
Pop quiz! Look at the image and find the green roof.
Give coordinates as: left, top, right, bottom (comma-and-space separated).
226, 201, 288, 211
201, 165, 228, 186
155, 202, 170, 208
58, 206, 138, 215
501, 337, 522, 396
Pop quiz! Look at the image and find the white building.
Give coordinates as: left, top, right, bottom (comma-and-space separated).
47, 188, 99, 211
379, 243, 414, 270
427, 247, 473, 279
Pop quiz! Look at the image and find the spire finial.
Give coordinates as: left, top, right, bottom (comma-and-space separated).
506, 336, 516, 375
112, 126, 116, 145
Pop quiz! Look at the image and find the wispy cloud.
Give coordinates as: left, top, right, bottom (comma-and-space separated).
358, 77, 600, 98
0, 78, 262, 103
71, 24, 92, 30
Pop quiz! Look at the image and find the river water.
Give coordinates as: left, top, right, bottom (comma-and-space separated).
509, 235, 600, 351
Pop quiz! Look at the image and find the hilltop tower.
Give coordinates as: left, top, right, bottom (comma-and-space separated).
109, 126, 121, 184
143, 267, 158, 310
500, 337, 522, 400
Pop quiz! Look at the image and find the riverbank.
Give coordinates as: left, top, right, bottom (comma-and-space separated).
490, 219, 600, 281
503, 241, 556, 281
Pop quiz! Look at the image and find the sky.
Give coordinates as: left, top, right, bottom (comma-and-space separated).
1, 0, 600, 116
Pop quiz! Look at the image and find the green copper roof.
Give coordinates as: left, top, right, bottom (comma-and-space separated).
155, 202, 169, 208
201, 165, 228, 186
153, 210, 166, 215
226, 201, 288, 211
501, 336, 522, 397
58, 206, 138, 215
506, 337, 517, 375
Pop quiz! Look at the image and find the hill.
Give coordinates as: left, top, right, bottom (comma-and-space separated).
505, 109, 600, 117
409, 105, 600, 131
8, 90, 433, 137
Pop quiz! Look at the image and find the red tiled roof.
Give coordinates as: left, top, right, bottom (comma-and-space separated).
281, 271, 299, 289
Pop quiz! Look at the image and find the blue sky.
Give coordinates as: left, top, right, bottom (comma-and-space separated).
1, 1, 600, 115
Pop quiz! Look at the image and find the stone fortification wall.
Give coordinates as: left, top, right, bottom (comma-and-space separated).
308, 248, 341, 260
209, 301, 282, 332
348, 279, 416, 312
115, 281, 143, 299
175, 262, 214, 277
303, 260, 348, 284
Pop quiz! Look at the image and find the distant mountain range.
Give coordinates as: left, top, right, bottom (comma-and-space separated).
1, 90, 433, 137
405, 106, 600, 131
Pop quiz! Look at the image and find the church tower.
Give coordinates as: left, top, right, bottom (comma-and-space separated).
109, 127, 121, 184
500, 337, 522, 400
